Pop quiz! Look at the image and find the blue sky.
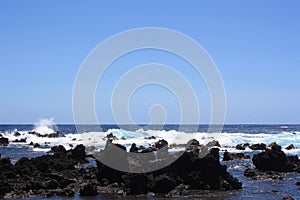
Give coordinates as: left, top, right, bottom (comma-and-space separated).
0, 0, 299, 124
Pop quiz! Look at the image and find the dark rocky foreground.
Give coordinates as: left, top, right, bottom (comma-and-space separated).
0, 139, 242, 198
96, 141, 242, 195
252, 144, 300, 172
241, 143, 299, 200
0, 139, 299, 199
0, 144, 93, 198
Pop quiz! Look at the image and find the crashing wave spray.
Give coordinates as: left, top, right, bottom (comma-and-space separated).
33, 118, 57, 135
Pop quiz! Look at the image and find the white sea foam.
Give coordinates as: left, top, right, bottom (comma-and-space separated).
280, 126, 289, 129
2, 128, 300, 156
33, 118, 57, 135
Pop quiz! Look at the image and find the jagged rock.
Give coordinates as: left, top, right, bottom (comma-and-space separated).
0, 137, 9, 146
33, 143, 40, 148
57, 187, 75, 196
13, 138, 27, 143
0, 181, 12, 196
150, 175, 176, 194
0, 144, 100, 198
14, 132, 21, 136
96, 141, 242, 194
129, 143, 139, 153
168, 184, 190, 196
252, 144, 299, 172
47, 131, 65, 138
0, 157, 12, 167
1, 140, 243, 198
96, 142, 128, 183
51, 145, 67, 155
235, 144, 245, 150
79, 184, 98, 196
283, 196, 294, 200
223, 151, 250, 161
223, 151, 234, 161
122, 174, 148, 194
235, 153, 250, 159
190, 139, 200, 146
29, 142, 41, 148
272, 144, 282, 151
244, 168, 256, 177
286, 144, 295, 150
244, 143, 250, 148
206, 140, 221, 147
249, 143, 266, 150
244, 169, 282, 180
28, 131, 65, 138
70, 144, 86, 161
105, 133, 118, 140
268, 142, 277, 148
155, 139, 168, 149
43, 180, 59, 189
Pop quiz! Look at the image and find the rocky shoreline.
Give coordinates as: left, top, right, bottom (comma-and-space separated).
0, 134, 299, 199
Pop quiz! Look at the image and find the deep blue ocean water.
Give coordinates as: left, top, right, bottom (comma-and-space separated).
1, 124, 300, 134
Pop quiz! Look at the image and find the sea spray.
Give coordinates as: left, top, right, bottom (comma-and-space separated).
33, 118, 57, 135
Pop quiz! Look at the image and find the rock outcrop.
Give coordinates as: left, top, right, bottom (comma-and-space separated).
96, 140, 242, 195
0, 137, 9, 146
0, 145, 94, 198
223, 151, 250, 161
252, 144, 300, 172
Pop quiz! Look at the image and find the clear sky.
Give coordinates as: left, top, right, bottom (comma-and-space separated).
0, 0, 299, 124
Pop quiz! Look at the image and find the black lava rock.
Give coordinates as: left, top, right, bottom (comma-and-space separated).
13, 138, 27, 143
286, 144, 295, 150
244, 168, 256, 177
150, 175, 176, 194
95, 141, 242, 195
129, 143, 139, 153
252, 144, 299, 172
206, 140, 221, 147
79, 184, 98, 196
235, 144, 245, 150
249, 143, 266, 150
70, 144, 86, 161
155, 139, 168, 149
0, 137, 9, 146
282, 196, 294, 200
223, 151, 250, 161
122, 174, 148, 194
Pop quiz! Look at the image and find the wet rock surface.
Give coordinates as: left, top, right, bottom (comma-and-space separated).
244, 168, 283, 180
252, 144, 300, 172
79, 183, 99, 196
0, 138, 244, 198
1, 140, 299, 198
206, 140, 221, 147
28, 131, 65, 138
249, 143, 267, 150
223, 151, 250, 161
286, 144, 295, 150
235, 144, 246, 150
0, 137, 9, 146
96, 140, 242, 195
12, 138, 27, 143
283, 196, 295, 200
0, 144, 95, 198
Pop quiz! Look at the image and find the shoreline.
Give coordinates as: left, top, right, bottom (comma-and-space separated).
0, 132, 300, 199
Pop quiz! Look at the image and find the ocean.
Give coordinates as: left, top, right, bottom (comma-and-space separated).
0, 124, 300, 199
